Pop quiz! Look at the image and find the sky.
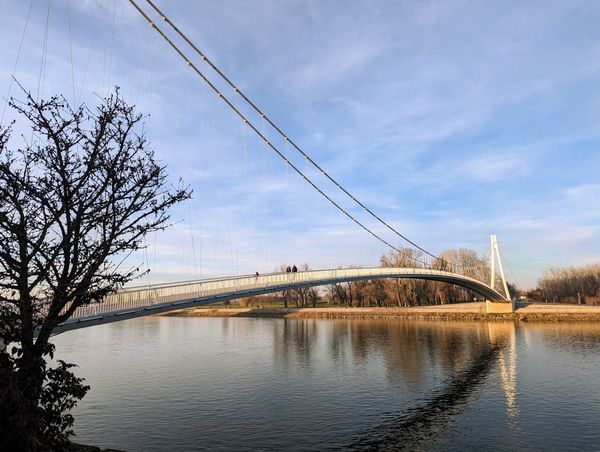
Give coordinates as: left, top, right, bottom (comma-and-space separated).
1, 0, 599, 289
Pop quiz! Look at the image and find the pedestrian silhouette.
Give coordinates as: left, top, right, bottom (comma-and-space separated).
292, 265, 297, 273
286, 266, 291, 273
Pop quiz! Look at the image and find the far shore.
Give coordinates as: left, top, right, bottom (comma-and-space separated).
159, 302, 600, 322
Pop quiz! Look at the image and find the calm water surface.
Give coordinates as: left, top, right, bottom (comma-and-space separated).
52, 317, 600, 451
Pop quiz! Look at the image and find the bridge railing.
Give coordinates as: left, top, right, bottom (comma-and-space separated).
63, 267, 503, 320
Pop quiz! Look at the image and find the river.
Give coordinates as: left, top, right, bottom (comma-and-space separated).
52, 317, 600, 451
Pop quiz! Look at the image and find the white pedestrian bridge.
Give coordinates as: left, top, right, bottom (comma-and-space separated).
55, 267, 509, 334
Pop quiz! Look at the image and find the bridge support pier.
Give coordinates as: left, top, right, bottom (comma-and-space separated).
486, 300, 514, 314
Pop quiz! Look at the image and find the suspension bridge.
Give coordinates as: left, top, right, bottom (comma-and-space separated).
5, 1, 518, 337
55, 262, 512, 334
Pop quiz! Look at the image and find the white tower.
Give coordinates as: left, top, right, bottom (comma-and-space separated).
490, 234, 511, 301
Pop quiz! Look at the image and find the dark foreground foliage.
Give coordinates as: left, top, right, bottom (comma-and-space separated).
0, 86, 190, 450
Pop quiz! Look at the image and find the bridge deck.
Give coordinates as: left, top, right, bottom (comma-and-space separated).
55, 267, 507, 334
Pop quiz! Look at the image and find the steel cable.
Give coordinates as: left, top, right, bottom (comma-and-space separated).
141, 0, 442, 263
126, 0, 492, 273
1, 0, 34, 124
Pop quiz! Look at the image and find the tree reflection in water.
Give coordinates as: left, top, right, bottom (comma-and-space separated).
273, 319, 318, 371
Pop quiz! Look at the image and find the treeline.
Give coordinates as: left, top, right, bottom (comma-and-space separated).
238, 248, 517, 308
325, 248, 493, 307
255, 247, 509, 308
537, 262, 600, 304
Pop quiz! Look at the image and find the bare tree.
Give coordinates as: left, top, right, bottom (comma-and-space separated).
374, 247, 491, 306
330, 281, 352, 307
289, 263, 310, 307
538, 262, 600, 303
0, 88, 190, 449
307, 286, 319, 307
380, 248, 424, 306
351, 278, 368, 307
364, 279, 387, 307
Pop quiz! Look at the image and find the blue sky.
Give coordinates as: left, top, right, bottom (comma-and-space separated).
1, 0, 599, 289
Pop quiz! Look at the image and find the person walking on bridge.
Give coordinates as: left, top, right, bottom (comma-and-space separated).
292, 265, 297, 273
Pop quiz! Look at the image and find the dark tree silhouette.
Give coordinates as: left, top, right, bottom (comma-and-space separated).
0, 87, 190, 450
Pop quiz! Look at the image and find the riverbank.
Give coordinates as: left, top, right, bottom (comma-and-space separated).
160, 302, 600, 322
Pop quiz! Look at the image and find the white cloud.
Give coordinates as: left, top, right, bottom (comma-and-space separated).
566, 183, 600, 198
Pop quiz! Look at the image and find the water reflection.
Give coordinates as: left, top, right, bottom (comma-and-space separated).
536, 323, 600, 353
54, 318, 600, 451
273, 319, 318, 370
492, 323, 518, 419
346, 322, 518, 450
271, 318, 522, 449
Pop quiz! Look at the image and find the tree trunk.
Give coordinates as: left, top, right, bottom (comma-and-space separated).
15, 350, 46, 450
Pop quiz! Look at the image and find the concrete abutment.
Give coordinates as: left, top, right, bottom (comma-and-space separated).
486, 300, 515, 314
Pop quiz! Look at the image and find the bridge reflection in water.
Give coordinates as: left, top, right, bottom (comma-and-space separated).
267, 318, 519, 447
344, 322, 518, 450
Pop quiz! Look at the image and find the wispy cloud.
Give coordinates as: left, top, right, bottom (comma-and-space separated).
1, 0, 600, 289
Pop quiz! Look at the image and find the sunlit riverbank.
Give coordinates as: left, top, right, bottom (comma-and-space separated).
161, 303, 600, 322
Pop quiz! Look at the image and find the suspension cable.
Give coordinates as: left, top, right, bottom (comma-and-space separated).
141, 0, 442, 263
125, 0, 487, 273
126, 0, 420, 261
36, 0, 52, 102
1, 0, 34, 124
66, 0, 76, 104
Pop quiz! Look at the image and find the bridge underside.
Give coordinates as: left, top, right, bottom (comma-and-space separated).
54, 268, 509, 334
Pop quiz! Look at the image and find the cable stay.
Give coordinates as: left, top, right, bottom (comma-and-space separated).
499, 248, 522, 293
1, 0, 34, 124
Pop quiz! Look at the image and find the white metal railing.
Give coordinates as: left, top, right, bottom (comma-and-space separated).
63, 267, 506, 322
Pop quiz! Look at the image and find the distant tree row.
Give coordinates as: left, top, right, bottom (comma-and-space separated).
259, 248, 512, 308
537, 262, 600, 304
239, 247, 520, 309
325, 248, 493, 307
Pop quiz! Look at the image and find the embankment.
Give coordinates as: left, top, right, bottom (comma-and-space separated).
160, 302, 600, 322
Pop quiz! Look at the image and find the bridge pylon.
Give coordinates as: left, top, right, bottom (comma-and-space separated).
486, 234, 514, 313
